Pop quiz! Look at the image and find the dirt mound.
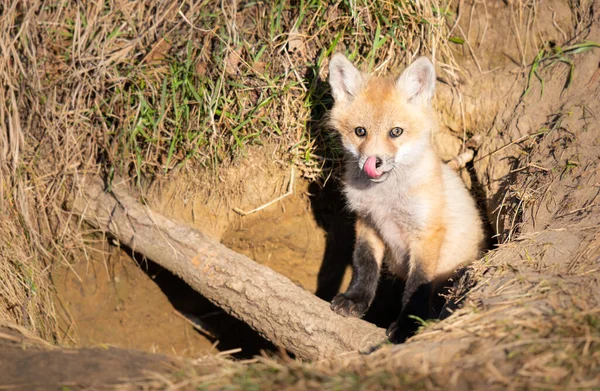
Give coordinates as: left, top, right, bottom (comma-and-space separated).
0, 322, 185, 390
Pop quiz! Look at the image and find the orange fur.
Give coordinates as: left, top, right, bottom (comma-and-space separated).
328, 54, 484, 339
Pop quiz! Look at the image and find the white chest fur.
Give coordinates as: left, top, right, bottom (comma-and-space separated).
343, 167, 428, 271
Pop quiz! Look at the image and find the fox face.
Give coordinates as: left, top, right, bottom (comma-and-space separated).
328, 54, 437, 183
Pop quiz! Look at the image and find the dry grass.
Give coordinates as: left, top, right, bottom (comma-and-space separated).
0, 217, 58, 341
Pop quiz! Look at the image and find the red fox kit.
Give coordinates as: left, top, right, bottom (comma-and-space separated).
328, 53, 484, 342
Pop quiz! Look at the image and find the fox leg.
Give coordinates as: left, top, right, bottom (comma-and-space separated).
331, 218, 384, 318
386, 224, 445, 343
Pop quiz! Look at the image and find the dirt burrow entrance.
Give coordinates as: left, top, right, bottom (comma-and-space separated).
51, 149, 354, 358
52, 185, 342, 358
51, 128, 473, 358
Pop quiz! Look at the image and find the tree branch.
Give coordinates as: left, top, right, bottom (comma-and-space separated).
69, 177, 386, 360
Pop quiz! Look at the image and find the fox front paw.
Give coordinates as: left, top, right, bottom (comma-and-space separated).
330, 293, 369, 318
385, 319, 413, 344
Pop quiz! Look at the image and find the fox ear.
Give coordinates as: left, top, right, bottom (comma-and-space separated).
328, 53, 363, 102
396, 57, 436, 105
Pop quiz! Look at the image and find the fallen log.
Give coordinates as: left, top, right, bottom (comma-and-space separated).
0, 321, 181, 389
70, 177, 386, 360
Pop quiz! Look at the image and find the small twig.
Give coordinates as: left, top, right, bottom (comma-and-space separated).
216, 348, 243, 357
513, 224, 600, 241
284, 48, 307, 92
459, 91, 467, 152
474, 130, 548, 163
456, 24, 500, 75
233, 167, 295, 216
549, 6, 568, 42
510, 163, 550, 174
0, 331, 23, 343
172, 310, 216, 339
555, 203, 600, 219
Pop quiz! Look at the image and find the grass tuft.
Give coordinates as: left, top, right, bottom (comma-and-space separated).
522, 40, 600, 99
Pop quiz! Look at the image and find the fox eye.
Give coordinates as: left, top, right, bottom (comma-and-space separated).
354, 127, 367, 137
389, 127, 404, 138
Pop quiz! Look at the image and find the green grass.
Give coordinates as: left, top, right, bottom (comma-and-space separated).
58, 0, 459, 185
522, 40, 600, 99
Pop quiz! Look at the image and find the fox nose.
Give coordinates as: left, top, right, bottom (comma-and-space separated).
375, 157, 383, 168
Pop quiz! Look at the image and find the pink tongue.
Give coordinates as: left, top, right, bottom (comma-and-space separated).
364, 156, 382, 179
